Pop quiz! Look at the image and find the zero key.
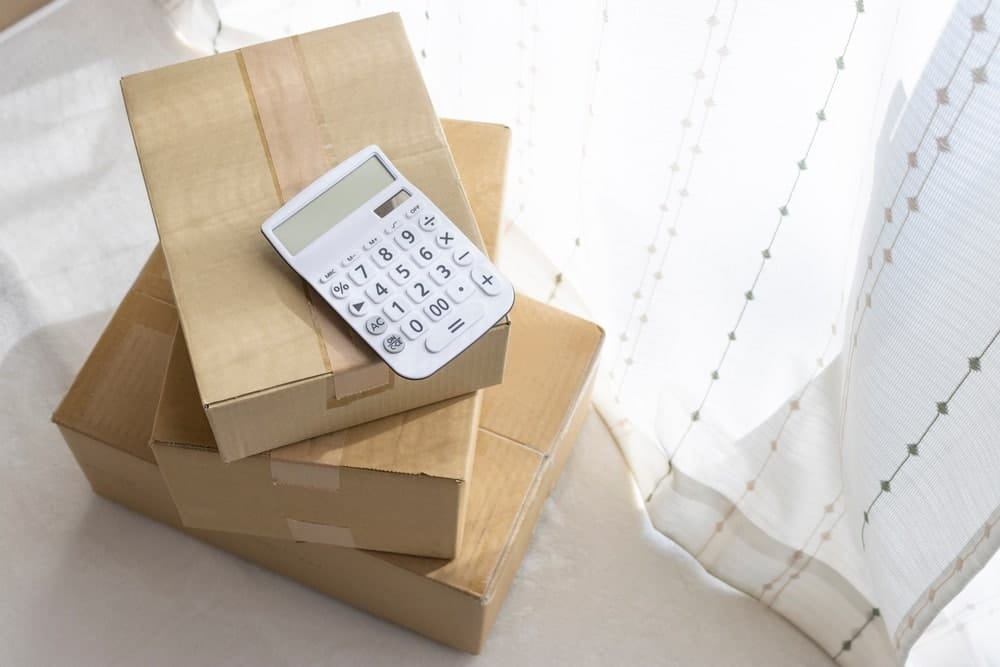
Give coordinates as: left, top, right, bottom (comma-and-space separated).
425, 302, 485, 353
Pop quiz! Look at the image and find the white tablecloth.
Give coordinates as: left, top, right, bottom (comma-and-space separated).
0, 1, 830, 664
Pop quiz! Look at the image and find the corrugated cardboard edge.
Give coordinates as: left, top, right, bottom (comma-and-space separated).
480, 322, 604, 605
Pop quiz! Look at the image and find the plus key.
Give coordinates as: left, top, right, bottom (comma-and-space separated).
471, 264, 502, 296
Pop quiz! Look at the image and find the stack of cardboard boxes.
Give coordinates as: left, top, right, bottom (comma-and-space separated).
52, 13, 603, 653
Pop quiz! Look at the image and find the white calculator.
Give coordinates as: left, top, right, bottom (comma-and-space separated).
261, 145, 514, 380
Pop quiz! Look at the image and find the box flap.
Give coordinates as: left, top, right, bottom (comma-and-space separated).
154, 332, 479, 482
130, 246, 174, 305
152, 332, 216, 450
122, 13, 484, 407
52, 251, 178, 464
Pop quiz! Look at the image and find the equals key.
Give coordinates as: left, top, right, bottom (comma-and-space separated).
425, 302, 485, 353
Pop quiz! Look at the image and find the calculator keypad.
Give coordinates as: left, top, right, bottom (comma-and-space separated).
324, 197, 511, 377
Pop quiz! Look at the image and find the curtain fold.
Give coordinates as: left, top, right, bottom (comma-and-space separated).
163, 1, 1000, 663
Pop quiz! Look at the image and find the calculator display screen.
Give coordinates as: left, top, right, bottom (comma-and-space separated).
274, 156, 395, 254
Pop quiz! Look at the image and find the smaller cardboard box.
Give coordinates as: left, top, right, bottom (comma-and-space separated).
122, 14, 511, 462
53, 249, 604, 653
151, 332, 478, 557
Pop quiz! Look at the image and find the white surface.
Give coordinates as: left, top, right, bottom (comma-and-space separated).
0, 1, 831, 664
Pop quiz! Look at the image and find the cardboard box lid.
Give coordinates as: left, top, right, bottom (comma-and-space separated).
153, 331, 477, 482
121, 13, 490, 410
51, 251, 177, 464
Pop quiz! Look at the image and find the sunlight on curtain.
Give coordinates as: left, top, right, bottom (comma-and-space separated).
173, 1, 1000, 663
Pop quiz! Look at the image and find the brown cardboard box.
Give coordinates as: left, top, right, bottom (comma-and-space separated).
0, 0, 51, 31
122, 13, 510, 462
147, 118, 510, 558
53, 263, 604, 654
151, 333, 477, 557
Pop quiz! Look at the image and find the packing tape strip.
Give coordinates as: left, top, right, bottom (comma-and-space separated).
238, 38, 391, 398
269, 458, 341, 492
285, 518, 356, 548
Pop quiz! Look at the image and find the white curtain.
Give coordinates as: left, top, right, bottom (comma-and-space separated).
165, 1, 1000, 663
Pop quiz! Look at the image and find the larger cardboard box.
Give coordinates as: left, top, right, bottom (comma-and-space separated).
53, 259, 603, 654
146, 119, 510, 558
122, 13, 510, 462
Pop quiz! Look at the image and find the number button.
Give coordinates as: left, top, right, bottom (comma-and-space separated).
389, 261, 415, 285
418, 214, 437, 232
402, 316, 426, 340
435, 230, 456, 249
365, 315, 388, 336
383, 298, 410, 322
394, 225, 419, 250
412, 244, 436, 267
347, 300, 369, 317
453, 248, 475, 266
383, 333, 406, 354
365, 279, 392, 304
372, 246, 395, 268
405, 280, 433, 304
348, 261, 372, 286
423, 296, 452, 322
430, 263, 453, 286
446, 279, 473, 303
471, 264, 503, 296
